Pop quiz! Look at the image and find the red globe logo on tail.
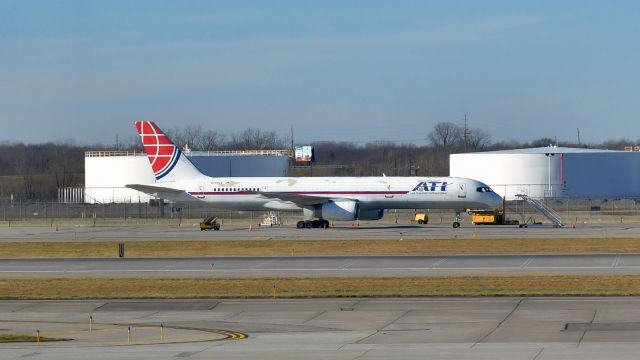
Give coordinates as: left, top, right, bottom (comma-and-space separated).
135, 121, 181, 180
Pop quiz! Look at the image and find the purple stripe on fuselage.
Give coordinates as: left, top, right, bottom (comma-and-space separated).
188, 191, 409, 196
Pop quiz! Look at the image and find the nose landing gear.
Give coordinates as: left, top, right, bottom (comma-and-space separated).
453, 211, 462, 228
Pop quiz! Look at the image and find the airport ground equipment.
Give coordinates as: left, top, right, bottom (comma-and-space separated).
414, 213, 429, 224
471, 210, 519, 225
515, 194, 564, 227
200, 216, 221, 231
259, 212, 281, 226
472, 210, 502, 225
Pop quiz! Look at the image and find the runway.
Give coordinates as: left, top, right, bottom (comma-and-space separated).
5, 297, 640, 359
2, 254, 640, 278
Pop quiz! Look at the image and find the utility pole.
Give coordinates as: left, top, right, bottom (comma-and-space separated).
463, 114, 469, 152
576, 128, 581, 146
290, 126, 294, 175
290, 125, 294, 152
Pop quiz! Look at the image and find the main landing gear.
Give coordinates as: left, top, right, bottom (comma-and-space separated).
296, 219, 330, 229
453, 211, 462, 228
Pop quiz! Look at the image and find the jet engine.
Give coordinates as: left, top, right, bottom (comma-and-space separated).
316, 200, 359, 221
357, 209, 384, 220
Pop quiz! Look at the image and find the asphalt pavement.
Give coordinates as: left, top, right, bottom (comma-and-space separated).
1, 254, 640, 278
4, 297, 640, 359
0, 223, 638, 242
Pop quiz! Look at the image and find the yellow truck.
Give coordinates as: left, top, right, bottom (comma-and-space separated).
199, 216, 221, 231
414, 213, 429, 224
471, 210, 518, 225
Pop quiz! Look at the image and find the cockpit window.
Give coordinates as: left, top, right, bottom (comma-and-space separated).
476, 187, 493, 193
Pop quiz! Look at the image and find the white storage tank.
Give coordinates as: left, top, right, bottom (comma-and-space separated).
450, 147, 640, 200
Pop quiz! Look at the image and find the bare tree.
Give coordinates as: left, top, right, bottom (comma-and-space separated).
48, 142, 82, 188
428, 122, 463, 150
120, 135, 144, 151
599, 138, 635, 150
530, 137, 557, 148
193, 129, 226, 151
229, 128, 286, 150
466, 128, 492, 152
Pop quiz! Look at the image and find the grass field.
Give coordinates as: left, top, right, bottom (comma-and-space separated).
2, 238, 640, 258
2, 275, 640, 299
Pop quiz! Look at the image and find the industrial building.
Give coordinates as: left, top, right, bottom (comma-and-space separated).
450, 146, 640, 200
84, 150, 290, 203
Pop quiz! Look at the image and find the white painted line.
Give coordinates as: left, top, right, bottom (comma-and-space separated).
520, 256, 535, 270
431, 258, 447, 268
612, 255, 621, 269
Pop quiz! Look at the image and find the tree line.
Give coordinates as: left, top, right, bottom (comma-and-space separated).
0, 122, 637, 201
118, 126, 289, 152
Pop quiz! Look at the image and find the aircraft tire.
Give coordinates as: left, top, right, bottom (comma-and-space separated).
453, 222, 460, 228
296, 221, 305, 229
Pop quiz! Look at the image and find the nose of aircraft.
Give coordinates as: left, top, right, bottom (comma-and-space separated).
489, 192, 503, 209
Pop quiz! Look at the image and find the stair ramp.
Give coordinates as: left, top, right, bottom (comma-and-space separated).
515, 194, 564, 227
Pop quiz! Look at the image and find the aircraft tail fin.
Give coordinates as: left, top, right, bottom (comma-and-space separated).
134, 120, 204, 183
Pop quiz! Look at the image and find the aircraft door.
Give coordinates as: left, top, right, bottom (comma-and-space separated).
196, 182, 206, 199
458, 183, 467, 198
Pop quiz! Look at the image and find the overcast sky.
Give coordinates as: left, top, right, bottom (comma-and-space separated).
1, 0, 639, 145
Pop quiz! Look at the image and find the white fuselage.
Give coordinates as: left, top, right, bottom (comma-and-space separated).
165, 176, 502, 212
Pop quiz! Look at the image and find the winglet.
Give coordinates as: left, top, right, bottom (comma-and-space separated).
135, 121, 203, 182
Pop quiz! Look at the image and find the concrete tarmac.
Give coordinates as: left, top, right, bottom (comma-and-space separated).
0, 222, 638, 242
2, 254, 640, 278
5, 298, 640, 359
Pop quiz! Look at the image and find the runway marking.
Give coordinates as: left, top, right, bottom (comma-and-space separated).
472, 298, 523, 348
431, 258, 447, 268
612, 254, 621, 269
532, 347, 545, 360
520, 256, 535, 270
0, 319, 248, 344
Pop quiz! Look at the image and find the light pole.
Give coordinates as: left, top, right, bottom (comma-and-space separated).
544, 152, 555, 197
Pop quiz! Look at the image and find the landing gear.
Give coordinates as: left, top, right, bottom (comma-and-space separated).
297, 219, 330, 229
453, 211, 462, 228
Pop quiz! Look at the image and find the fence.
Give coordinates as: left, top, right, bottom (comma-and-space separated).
0, 198, 638, 225
0, 201, 303, 226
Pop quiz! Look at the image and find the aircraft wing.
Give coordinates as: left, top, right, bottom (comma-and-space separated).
257, 192, 356, 207
126, 184, 197, 202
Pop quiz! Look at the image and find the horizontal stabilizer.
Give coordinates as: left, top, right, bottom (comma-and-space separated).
126, 184, 196, 202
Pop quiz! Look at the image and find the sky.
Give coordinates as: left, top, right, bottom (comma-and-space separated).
1, 0, 639, 146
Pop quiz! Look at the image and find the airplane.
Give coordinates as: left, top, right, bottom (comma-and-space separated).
126, 121, 503, 228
